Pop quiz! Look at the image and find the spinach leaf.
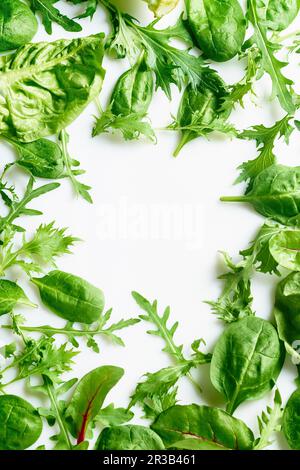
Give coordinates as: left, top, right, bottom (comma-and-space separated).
0, 395, 42, 450
247, 0, 295, 114
65, 366, 124, 443
169, 70, 232, 156
221, 165, 300, 226
32, 270, 105, 324
93, 55, 155, 141
265, 0, 300, 31
0, 280, 35, 315
5, 137, 65, 179
0, 35, 105, 142
186, 0, 246, 62
274, 272, 300, 361
283, 388, 300, 449
143, 0, 179, 17
210, 317, 284, 414
0, 0, 38, 52
152, 404, 254, 450
29, 0, 82, 34
96, 424, 165, 450
269, 229, 300, 271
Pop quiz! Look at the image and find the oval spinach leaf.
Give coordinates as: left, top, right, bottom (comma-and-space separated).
269, 230, 300, 271
96, 425, 165, 450
210, 316, 284, 414
0, 395, 42, 450
0, 35, 105, 142
152, 404, 254, 450
6, 137, 65, 179
283, 388, 300, 449
186, 0, 246, 62
221, 165, 300, 226
65, 366, 124, 442
266, 0, 300, 31
173, 69, 228, 155
32, 270, 105, 324
93, 56, 155, 141
274, 272, 300, 356
0, 0, 38, 52
0, 279, 35, 315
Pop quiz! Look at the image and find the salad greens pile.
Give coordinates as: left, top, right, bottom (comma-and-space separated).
0, 0, 300, 451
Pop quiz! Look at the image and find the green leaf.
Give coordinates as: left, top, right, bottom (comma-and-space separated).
94, 404, 133, 427
5, 137, 65, 179
102, 1, 216, 98
93, 111, 156, 141
210, 317, 284, 414
152, 404, 254, 450
283, 388, 300, 449
0, 35, 105, 142
0, 280, 35, 316
68, 0, 98, 19
0, 0, 38, 52
65, 366, 124, 442
0, 395, 42, 450
29, 0, 82, 34
247, 0, 295, 113
32, 270, 105, 324
0, 177, 59, 233
221, 164, 300, 226
265, 0, 300, 31
254, 389, 283, 450
274, 271, 300, 360
237, 115, 293, 189
186, 0, 246, 62
96, 425, 165, 450
269, 229, 300, 271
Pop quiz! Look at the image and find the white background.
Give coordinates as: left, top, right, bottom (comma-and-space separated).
1, 0, 300, 450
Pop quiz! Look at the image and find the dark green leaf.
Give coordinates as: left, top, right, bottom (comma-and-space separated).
96, 425, 165, 450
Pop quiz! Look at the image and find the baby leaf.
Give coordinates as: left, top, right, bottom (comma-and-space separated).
283, 388, 300, 449
247, 0, 295, 114
0, 35, 105, 142
274, 272, 300, 360
265, 0, 300, 31
65, 366, 124, 443
29, 0, 82, 34
96, 424, 165, 450
0, 395, 42, 450
5, 137, 65, 179
32, 270, 105, 324
94, 55, 155, 141
170, 70, 231, 156
0, 0, 38, 52
94, 404, 133, 427
254, 389, 283, 450
0, 280, 35, 316
269, 229, 300, 271
210, 317, 284, 414
152, 404, 254, 450
186, 0, 246, 62
221, 165, 300, 226
237, 116, 294, 190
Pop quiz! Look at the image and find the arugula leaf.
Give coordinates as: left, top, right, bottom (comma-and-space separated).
29, 0, 82, 34
3, 309, 140, 352
237, 115, 294, 189
59, 130, 92, 203
208, 222, 284, 323
102, 1, 216, 98
0, 177, 59, 234
254, 389, 283, 450
131, 292, 211, 416
247, 0, 295, 114
68, 0, 98, 19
